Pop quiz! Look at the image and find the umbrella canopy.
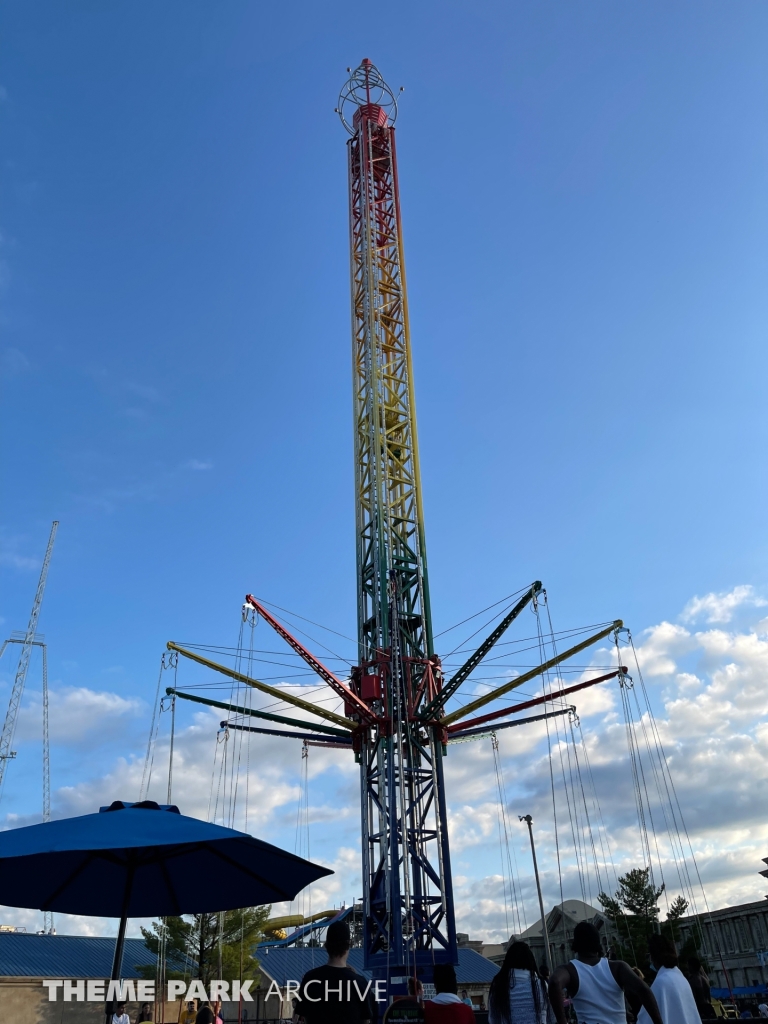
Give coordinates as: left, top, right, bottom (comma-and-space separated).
0, 800, 333, 918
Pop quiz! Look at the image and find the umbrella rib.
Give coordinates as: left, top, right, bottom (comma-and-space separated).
159, 859, 182, 916
205, 844, 298, 901
40, 850, 99, 911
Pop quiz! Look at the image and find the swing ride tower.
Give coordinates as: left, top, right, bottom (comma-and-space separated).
161, 54, 719, 1002
337, 58, 455, 978
167, 57, 627, 988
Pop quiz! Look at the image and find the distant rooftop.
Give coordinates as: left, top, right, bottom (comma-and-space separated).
258, 946, 499, 986
0, 932, 192, 979
518, 900, 605, 939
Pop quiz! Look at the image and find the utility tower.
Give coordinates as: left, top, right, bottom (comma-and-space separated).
0, 521, 58, 934
0, 521, 58, 807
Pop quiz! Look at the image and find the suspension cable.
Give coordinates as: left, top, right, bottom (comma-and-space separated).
140, 655, 167, 801
492, 732, 526, 934
533, 596, 568, 951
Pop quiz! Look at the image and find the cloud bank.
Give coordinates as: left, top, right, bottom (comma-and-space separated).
1, 585, 765, 943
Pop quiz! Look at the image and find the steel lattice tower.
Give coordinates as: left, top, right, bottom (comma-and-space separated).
0, 521, 58, 803
169, 57, 623, 997
338, 59, 457, 978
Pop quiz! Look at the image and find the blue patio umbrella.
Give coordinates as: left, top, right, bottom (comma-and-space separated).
0, 800, 332, 983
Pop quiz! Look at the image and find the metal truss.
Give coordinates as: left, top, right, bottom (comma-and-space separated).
0, 519, 58, 935
165, 62, 626, 992
0, 521, 58, 805
342, 59, 455, 978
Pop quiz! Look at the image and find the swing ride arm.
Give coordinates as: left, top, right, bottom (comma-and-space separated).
166, 687, 351, 737
441, 621, 623, 727
448, 706, 574, 741
244, 595, 375, 724
166, 642, 354, 730
223, 721, 353, 747
421, 582, 542, 719
446, 668, 625, 734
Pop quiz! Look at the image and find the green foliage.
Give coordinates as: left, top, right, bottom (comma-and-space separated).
598, 867, 665, 968
615, 867, 665, 920
138, 916, 194, 981
662, 895, 690, 941
678, 922, 709, 973
139, 906, 271, 985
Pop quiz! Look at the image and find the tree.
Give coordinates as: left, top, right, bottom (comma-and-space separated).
678, 922, 709, 973
139, 915, 194, 981
614, 867, 665, 921
139, 905, 271, 985
598, 867, 665, 968
662, 895, 710, 971
663, 895, 690, 942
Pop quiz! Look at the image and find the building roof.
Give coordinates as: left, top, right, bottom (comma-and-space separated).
258, 946, 499, 986
0, 932, 189, 979
679, 899, 768, 923
520, 900, 605, 940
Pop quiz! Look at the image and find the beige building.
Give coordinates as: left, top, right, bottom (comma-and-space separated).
483, 899, 615, 968
676, 900, 768, 991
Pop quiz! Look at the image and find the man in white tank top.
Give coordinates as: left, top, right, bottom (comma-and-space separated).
548, 922, 664, 1024
638, 933, 700, 1024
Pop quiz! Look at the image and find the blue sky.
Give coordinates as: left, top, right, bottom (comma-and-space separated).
1, 1, 768, 938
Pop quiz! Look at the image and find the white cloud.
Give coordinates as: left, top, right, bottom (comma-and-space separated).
0, 551, 39, 570
681, 585, 766, 625
423, 586, 768, 941
0, 905, 137, 938
271, 846, 362, 918
185, 459, 213, 471
630, 621, 694, 676
5, 587, 767, 945
0, 527, 41, 571
15, 686, 143, 744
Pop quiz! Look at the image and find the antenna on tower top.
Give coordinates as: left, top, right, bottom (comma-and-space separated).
337, 58, 400, 134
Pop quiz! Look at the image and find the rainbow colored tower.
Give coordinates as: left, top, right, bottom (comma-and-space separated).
338, 58, 458, 980
166, 57, 624, 996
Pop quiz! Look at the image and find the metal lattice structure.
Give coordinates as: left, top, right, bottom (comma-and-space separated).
341, 58, 455, 977
168, 59, 623, 995
0, 522, 57, 934
42, 639, 52, 933
0, 521, 58, 802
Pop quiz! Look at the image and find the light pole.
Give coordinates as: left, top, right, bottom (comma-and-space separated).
520, 814, 553, 974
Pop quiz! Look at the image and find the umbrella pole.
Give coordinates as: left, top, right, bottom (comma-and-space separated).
108, 860, 135, 1023
105, 913, 128, 1024
111, 913, 128, 982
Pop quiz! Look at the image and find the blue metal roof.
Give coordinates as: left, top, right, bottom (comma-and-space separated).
454, 949, 500, 983
258, 946, 372, 985
0, 932, 191, 979
258, 946, 499, 986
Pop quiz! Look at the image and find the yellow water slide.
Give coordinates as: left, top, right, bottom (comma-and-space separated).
262, 908, 339, 940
